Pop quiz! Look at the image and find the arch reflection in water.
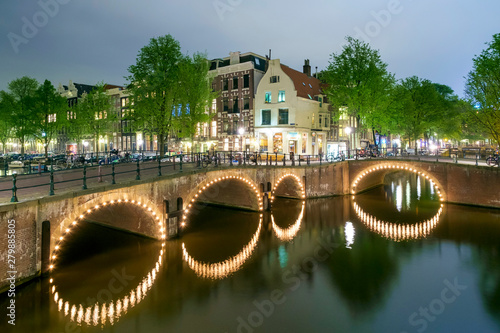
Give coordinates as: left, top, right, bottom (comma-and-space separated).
353, 201, 443, 242
271, 201, 305, 241
49, 198, 165, 327
182, 215, 263, 279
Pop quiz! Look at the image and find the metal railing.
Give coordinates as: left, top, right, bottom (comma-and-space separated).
0, 148, 495, 203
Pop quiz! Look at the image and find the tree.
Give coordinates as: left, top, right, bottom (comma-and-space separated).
32, 80, 68, 157
75, 83, 114, 158
465, 33, 500, 144
2, 76, 39, 157
126, 35, 185, 158
174, 52, 218, 145
388, 77, 448, 148
0, 96, 12, 153
323, 37, 395, 146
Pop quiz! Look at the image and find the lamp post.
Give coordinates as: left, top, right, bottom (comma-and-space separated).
345, 127, 351, 158
238, 127, 245, 152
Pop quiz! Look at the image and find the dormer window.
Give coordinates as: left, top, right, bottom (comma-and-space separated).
270, 75, 280, 83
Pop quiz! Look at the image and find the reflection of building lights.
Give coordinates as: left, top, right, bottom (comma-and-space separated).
345, 222, 355, 249
182, 216, 262, 279
271, 201, 305, 241
49, 198, 165, 327
353, 202, 443, 242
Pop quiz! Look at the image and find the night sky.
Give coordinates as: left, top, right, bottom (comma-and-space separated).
1, 0, 499, 97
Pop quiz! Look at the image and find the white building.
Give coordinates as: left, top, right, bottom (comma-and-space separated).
254, 59, 331, 156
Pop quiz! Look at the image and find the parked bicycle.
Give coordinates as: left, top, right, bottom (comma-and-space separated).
249, 153, 262, 165
486, 153, 499, 166
201, 154, 219, 168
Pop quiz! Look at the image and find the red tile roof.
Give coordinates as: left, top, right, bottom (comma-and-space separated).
280, 64, 322, 99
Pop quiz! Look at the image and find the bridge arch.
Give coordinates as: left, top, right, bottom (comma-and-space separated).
351, 162, 446, 202
49, 195, 165, 272
182, 174, 263, 227
271, 173, 306, 202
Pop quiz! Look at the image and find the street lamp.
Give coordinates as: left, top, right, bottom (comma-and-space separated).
83, 141, 89, 155
345, 127, 351, 158
238, 127, 245, 152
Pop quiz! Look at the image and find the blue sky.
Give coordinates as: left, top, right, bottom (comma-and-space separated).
1, 0, 499, 97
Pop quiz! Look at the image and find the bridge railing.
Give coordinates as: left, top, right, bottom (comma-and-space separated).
0, 148, 493, 203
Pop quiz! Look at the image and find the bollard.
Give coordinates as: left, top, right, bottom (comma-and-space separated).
275, 152, 278, 166
307, 156, 310, 165
82, 165, 88, 190
136, 160, 141, 180
179, 154, 183, 172
98, 166, 103, 182
230, 150, 233, 167
112, 163, 116, 184
299, 155, 301, 166
49, 169, 55, 196
283, 156, 286, 166
476, 154, 478, 166
266, 152, 269, 166
10, 173, 18, 202
158, 156, 162, 176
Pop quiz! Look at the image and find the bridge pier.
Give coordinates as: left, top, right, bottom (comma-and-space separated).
166, 210, 183, 239
263, 192, 271, 211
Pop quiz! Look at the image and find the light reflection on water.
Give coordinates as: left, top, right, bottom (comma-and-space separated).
2, 173, 500, 333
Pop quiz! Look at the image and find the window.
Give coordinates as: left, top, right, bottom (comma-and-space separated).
270, 75, 280, 83
261, 109, 271, 125
243, 97, 250, 110
233, 76, 238, 90
232, 99, 239, 113
211, 121, 217, 137
319, 97, 323, 107
319, 115, 322, 127
233, 118, 239, 134
278, 109, 288, 125
223, 78, 228, 91
223, 99, 228, 112
48, 114, 56, 123
223, 120, 229, 132
278, 90, 285, 103
265, 92, 271, 103
243, 74, 250, 88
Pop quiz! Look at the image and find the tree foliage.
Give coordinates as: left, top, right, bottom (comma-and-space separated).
388, 77, 452, 147
174, 52, 218, 140
1, 76, 39, 156
126, 35, 184, 157
323, 37, 395, 144
465, 33, 500, 144
74, 83, 115, 157
126, 35, 216, 156
32, 80, 68, 157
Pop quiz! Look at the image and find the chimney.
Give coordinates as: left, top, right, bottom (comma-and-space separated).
229, 51, 240, 65
303, 59, 311, 77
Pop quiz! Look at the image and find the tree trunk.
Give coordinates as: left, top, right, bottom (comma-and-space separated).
20, 137, 25, 157
372, 127, 378, 147
159, 135, 165, 158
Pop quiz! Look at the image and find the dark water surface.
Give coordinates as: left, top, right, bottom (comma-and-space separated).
2, 172, 500, 333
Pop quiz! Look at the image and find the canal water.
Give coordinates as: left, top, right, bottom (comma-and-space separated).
2, 172, 500, 333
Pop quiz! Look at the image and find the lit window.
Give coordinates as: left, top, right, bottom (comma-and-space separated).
265, 92, 272, 103
278, 90, 285, 103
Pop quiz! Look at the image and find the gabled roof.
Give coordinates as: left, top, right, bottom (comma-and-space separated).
280, 64, 323, 100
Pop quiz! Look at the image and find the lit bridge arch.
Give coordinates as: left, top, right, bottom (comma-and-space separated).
48, 196, 166, 327
351, 162, 446, 202
271, 173, 306, 202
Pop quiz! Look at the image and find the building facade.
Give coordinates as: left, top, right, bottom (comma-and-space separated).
209, 51, 267, 152
254, 59, 332, 156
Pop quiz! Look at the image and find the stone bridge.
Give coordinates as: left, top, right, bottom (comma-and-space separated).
0, 160, 499, 292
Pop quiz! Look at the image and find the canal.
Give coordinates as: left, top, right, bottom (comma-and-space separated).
1, 172, 500, 332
